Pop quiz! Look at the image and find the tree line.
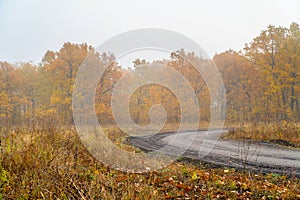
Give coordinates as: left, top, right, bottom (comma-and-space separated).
0, 23, 299, 129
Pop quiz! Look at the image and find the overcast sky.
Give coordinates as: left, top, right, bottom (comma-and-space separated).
0, 0, 299, 64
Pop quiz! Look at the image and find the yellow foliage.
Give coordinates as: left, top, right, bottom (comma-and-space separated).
50, 95, 61, 105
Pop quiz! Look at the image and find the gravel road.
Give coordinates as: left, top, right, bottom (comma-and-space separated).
128, 130, 300, 177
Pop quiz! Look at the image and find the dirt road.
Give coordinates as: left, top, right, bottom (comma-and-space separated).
128, 130, 300, 177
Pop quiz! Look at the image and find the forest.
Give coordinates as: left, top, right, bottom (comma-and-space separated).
0, 23, 300, 199
1, 23, 300, 128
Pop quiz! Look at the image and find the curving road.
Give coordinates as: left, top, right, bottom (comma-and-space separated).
128, 130, 300, 177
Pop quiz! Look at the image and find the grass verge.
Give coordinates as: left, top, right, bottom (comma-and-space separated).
224, 121, 300, 148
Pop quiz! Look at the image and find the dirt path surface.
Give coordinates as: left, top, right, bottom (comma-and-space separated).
128, 130, 300, 177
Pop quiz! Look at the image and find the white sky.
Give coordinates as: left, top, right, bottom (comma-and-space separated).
0, 0, 299, 64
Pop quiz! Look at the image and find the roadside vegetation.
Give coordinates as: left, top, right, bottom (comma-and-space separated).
225, 121, 300, 147
0, 128, 299, 199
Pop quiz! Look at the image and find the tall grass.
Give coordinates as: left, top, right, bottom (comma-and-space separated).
226, 121, 300, 146
0, 128, 299, 199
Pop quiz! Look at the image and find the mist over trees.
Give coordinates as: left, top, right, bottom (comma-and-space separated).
1, 23, 300, 129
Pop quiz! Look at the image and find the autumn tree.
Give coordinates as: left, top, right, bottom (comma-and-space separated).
214, 50, 265, 122
95, 53, 123, 125
41, 42, 95, 125
0, 62, 25, 127
244, 23, 300, 121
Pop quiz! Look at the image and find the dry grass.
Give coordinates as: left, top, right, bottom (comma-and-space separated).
225, 121, 300, 147
0, 128, 299, 199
